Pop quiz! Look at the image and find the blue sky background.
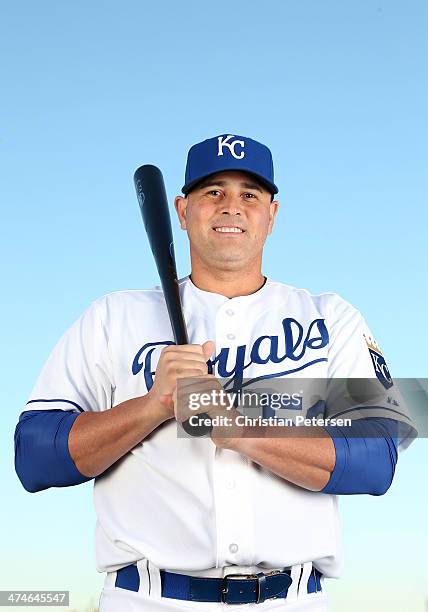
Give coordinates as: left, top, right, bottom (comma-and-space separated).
1, 1, 427, 610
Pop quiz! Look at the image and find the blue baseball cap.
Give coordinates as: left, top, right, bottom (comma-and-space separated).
182, 134, 278, 195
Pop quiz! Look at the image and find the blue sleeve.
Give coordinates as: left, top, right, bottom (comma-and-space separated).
14, 409, 93, 493
321, 417, 399, 496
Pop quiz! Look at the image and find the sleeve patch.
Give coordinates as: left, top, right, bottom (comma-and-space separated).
364, 335, 393, 390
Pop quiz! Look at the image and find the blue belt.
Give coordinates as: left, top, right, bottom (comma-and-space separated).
115, 564, 322, 605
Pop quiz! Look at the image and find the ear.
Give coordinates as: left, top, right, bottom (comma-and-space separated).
267, 200, 279, 235
174, 195, 188, 230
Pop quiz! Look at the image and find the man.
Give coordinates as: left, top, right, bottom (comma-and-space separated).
15, 134, 416, 611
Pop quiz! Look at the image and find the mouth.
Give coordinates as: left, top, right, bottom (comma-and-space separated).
212, 225, 245, 234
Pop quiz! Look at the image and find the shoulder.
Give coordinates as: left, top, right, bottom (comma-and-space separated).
93, 284, 164, 307
84, 284, 166, 325
266, 279, 362, 320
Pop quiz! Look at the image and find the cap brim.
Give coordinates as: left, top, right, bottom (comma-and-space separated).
182, 169, 278, 195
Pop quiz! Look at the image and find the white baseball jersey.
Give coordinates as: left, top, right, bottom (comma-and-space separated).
23, 275, 415, 578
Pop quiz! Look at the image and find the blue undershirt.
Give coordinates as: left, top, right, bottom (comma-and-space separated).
14, 410, 398, 495
14, 409, 92, 492
322, 417, 398, 495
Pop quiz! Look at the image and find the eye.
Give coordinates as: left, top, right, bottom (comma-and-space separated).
207, 189, 222, 196
244, 192, 257, 199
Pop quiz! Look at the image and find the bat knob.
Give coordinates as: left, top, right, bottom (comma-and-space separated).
181, 413, 213, 437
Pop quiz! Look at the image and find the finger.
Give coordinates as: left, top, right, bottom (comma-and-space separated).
175, 374, 222, 392
169, 361, 210, 375
163, 344, 207, 355
163, 343, 215, 362
202, 340, 215, 361
162, 350, 211, 366
174, 367, 211, 379
155, 370, 213, 399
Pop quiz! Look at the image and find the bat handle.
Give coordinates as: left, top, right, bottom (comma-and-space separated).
179, 358, 213, 437
181, 413, 212, 437
171, 335, 213, 436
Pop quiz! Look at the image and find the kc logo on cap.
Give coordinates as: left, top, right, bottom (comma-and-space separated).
182, 133, 278, 195
217, 135, 245, 160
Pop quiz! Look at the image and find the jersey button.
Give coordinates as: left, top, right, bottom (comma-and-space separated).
226, 478, 235, 489
225, 309, 235, 316
226, 333, 236, 340
229, 543, 239, 554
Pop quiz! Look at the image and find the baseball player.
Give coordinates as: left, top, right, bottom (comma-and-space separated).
15, 134, 416, 612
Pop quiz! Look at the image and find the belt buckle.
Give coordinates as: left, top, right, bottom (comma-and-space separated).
221, 571, 281, 605
221, 573, 258, 605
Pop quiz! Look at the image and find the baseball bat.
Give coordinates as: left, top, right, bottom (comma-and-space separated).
133, 164, 212, 437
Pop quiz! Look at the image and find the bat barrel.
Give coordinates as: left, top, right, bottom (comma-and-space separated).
134, 165, 188, 345
134, 164, 211, 436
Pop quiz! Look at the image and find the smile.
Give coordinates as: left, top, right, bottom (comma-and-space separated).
213, 227, 244, 233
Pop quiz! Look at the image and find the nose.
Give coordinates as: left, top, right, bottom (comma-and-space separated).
219, 194, 242, 216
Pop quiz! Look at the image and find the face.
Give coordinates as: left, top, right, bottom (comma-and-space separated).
174, 170, 279, 272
